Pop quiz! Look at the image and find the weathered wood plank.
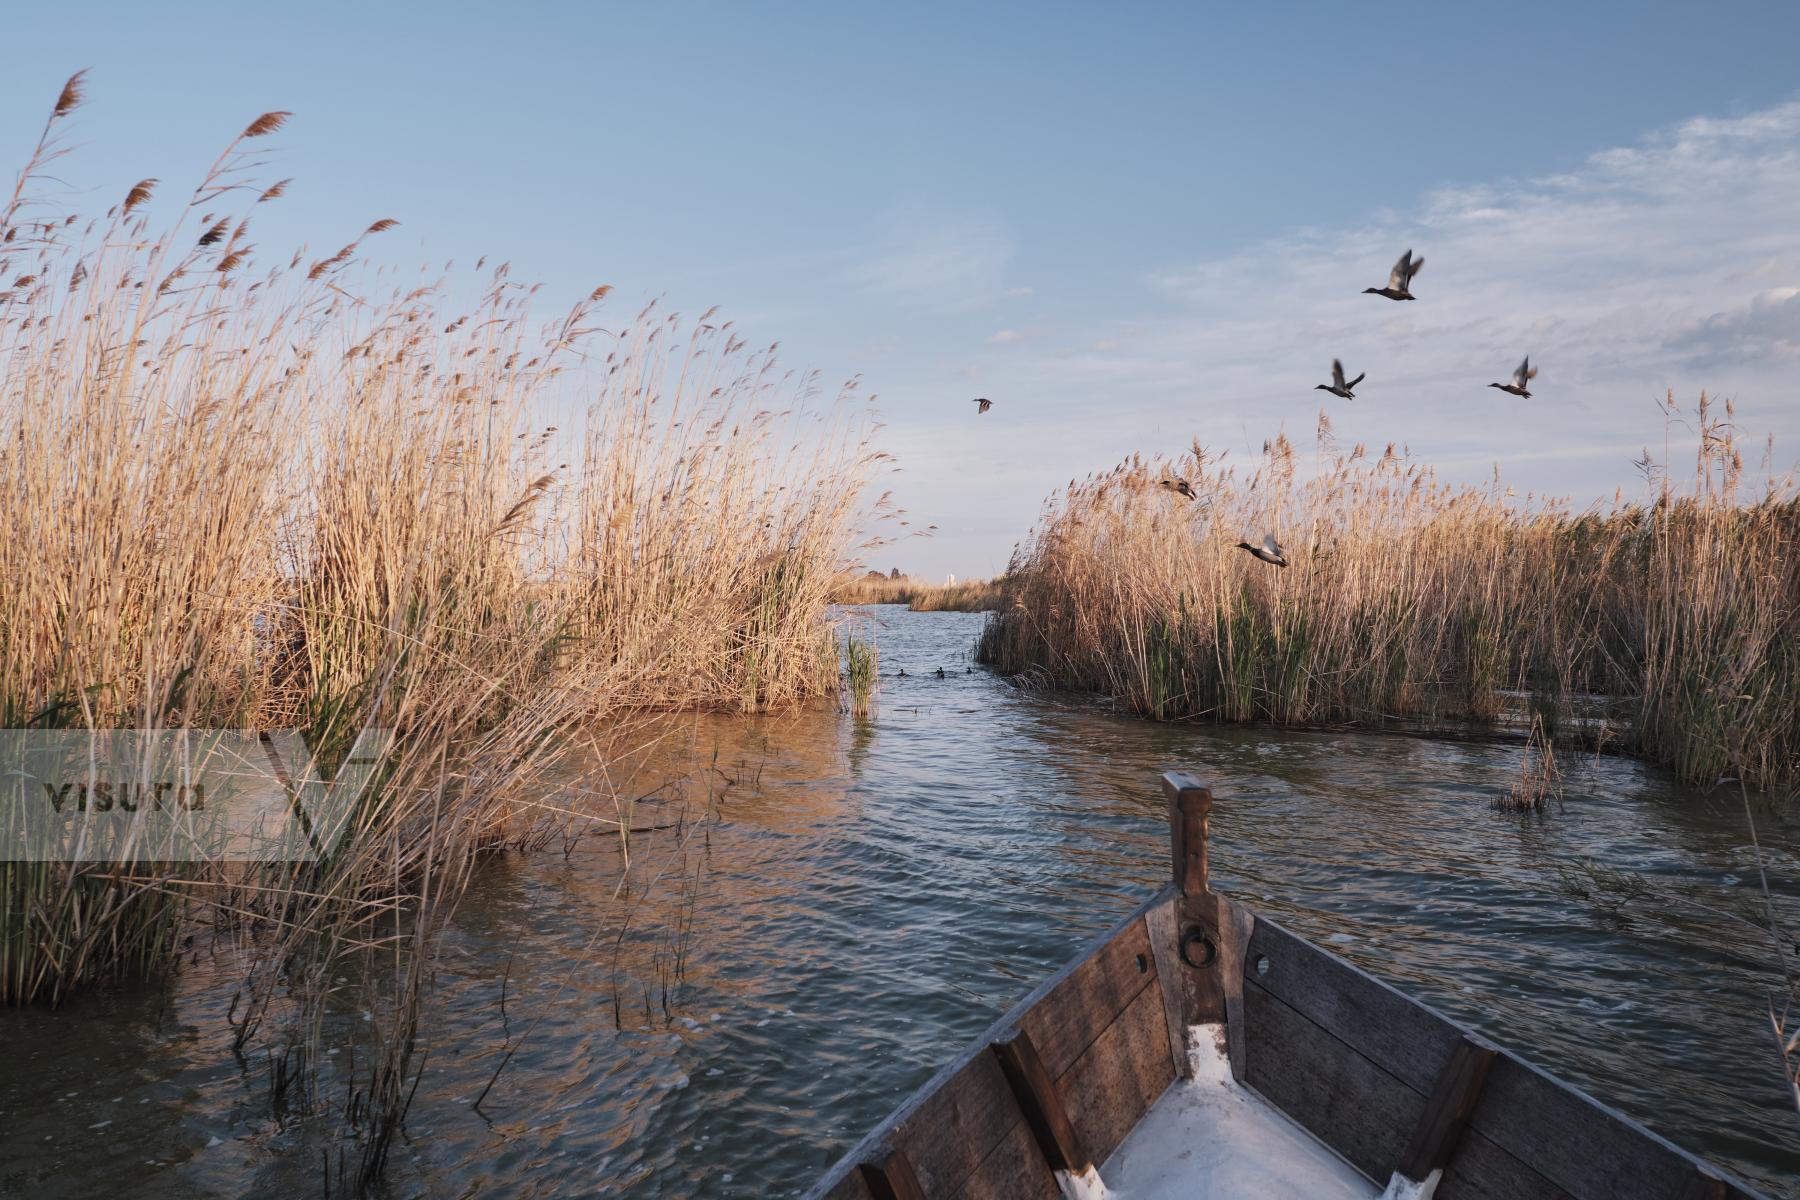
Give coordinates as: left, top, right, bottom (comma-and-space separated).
1437, 1128, 1576, 1200
816, 1169, 878, 1200
1215, 893, 1256, 1082
1398, 1035, 1497, 1181
1243, 978, 1417, 1183
892, 1051, 1022, 1196
1182, 911, 1226, 1026
859, 1146, 926, 1200
1245, 918, 1462, 1094
1241, 920, 1770, 1199
1674, 1172, 1765, 1200
1057, 974, 1181, 1167
1017, 914, 1156, 1080
1163, 771, 1211, 896
992, 1027, 1089, 1172
1673, 1175, 1728, 1200
803, 888, 1171, 1200
1466, 1051, 1750, 1200
1142, 893, 1189, 1078
948, 1119, 1062, 1200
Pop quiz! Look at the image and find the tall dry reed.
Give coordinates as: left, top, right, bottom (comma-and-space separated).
0, 75, 878, 1186
841, 627, 879, 717
981, 403, 1798, 790
575, 315, 885, 711
831, 574, 1008, 611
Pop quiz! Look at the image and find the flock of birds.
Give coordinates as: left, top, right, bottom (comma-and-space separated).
970, 249, 1540, 570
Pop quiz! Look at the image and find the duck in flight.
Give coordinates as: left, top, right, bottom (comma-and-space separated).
1236, 534, 1289, 568
1488, 356, 1538, 398
972, 398, 992, 414
1160, 477, 1198, 500
1364, 249, 1424, 301
1315, 359, 1364, 400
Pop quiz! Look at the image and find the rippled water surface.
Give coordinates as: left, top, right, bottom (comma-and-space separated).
2, 606, 1797, 1198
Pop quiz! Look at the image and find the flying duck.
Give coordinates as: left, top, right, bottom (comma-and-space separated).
972, 398, 992, 414
1364, 249, 1424, 301
1160, 477, 1198, 500
1315, 359, 1364, 400
1236, 534, 1289, 568
1488, 356, 1537, 398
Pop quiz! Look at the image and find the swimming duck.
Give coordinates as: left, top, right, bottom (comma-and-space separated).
1160, 477, 1198, 500
972, 398, 992, 414
1364, 249, 1423, 301
1488, 356, 1537, 398
1315, 359, 1364, 400
1236, 534, 1289, 568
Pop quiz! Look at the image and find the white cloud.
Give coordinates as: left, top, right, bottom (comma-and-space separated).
1004, 286, 1034, 298
1665, 287, 1800, 364
851, 211, 1015, 304
862, 101, 1800, 578
1002, 100, 1800, 499
988, 329, 1023, 344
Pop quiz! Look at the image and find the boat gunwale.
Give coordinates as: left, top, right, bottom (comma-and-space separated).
804, 775, 1774, 1200
1238, 912, 1771, 1198
804, 881, 1180, 1198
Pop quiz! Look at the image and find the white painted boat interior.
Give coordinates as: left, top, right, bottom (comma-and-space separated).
1093, 1024, 1379, 1200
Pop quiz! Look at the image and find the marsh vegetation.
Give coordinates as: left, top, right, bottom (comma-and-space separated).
830, 573, 1009, 612
1, 71, 1795, 1200
979, 402, 1799, 792
841, 629, 880, 717
0, 76, 877, 1190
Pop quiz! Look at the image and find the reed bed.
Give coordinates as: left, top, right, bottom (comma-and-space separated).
1499, 718, 1563, 812
831, 574, 1008, 611
831, 575, 918, 604
0, 76, 877, 1189
841, 628, 879, 717
575, 321, 880, 711
980, 403, 1799, 791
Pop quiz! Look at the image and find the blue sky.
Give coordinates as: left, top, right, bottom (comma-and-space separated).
6, 2, 1800, 578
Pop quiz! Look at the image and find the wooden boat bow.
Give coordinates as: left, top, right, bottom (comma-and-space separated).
807, 770, 1768, 1200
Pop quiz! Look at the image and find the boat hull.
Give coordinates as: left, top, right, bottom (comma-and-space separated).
806, 772, 1768, 1200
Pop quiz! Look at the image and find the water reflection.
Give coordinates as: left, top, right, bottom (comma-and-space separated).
0, 605, 1794, 1198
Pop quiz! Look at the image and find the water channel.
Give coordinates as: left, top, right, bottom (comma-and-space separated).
1, 607, 1795, 1198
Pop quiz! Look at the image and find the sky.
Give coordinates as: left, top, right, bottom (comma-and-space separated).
5, 2, 1799, 579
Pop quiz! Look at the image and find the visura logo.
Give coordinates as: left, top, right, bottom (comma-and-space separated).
40, 780, 207, 813
0, 727, 391, 862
